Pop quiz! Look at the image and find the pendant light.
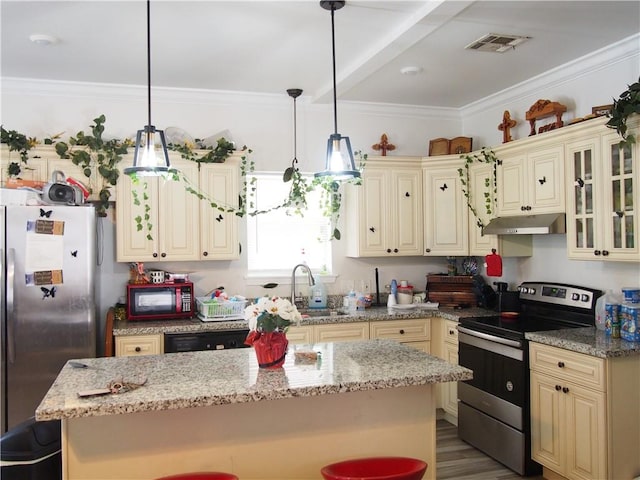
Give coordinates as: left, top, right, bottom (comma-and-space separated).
124, 0, 171, 177
288, 88, 303, 172
315, 0, 360, 180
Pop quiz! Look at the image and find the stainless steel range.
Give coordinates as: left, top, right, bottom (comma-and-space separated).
457, 281, 602, 476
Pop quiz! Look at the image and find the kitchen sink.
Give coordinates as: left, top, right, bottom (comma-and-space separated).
300, 309, 348, 318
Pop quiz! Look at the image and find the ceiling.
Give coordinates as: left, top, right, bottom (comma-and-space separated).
1, 1, 639, 109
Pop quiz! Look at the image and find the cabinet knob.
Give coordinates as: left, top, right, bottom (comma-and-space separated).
575, 178, 585, 188
555, 385, 562, 391
386, 248, 392, 253
405, 192, 411, 197
594, 250, 602, 256
538, 176, 546, 185
393, 248, 399, 253
616, 211, 624, 218
449, 329, 455, 335
399, 329, 405, 335
202, 251, 208, 257
558, 361, 565, 368
602, 250, 609, 256
425, 248, 431, 253
161, 253, 167, 258
521, 206, 527, 211
526, 206, 532, 211
152, 253, 158, 258
135, 346, 141, 353
562, 387, 569, 394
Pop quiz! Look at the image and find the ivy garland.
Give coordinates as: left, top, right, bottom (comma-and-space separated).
1, 115, 364, 242
457, 147, 500, 229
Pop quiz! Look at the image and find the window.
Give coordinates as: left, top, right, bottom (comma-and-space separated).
246, 173, 332, 276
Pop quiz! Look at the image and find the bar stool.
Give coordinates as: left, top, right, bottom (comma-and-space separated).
321, 457, 427, 480
155, 473, 238, 480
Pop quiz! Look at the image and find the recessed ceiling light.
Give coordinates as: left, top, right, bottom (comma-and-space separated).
29, 34, 59, 46
401, 66, 423, 76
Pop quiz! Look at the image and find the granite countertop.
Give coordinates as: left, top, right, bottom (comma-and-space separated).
35, 339, 473, 421
113, 306, 493, 336
526, 327, 640, 358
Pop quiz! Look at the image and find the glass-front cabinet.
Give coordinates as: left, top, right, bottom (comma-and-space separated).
566, 121, 638, 262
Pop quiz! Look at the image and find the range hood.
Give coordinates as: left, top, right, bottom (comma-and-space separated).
482, 213, 566, 235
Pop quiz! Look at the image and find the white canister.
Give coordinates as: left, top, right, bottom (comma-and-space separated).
397, 286, 414, 304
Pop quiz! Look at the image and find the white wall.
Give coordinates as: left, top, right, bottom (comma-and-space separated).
2, 34, 639, 350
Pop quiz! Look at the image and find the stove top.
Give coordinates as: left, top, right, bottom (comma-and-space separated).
460, 281, 602, 341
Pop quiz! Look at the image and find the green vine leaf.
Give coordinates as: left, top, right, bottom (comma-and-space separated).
458, 147, 500, 229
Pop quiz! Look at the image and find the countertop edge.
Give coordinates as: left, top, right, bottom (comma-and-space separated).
526, 328, 640, 358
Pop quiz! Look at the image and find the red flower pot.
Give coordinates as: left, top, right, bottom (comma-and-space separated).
252, 331, 288, 368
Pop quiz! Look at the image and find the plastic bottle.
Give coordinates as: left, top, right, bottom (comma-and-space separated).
308, 276, 327, 309
348, 288, 357, 313
387, 279, 398, 310
595, 291, 610, 331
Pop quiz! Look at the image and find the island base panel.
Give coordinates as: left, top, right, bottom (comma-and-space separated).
63, 385, 436, 480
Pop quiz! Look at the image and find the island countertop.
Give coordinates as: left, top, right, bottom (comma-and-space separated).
36, 339, 472, 421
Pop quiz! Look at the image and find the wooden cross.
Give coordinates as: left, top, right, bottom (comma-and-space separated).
372, 133, 396, 156
498, 110, 517, 143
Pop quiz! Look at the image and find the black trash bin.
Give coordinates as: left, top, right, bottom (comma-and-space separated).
0, 417, 61, 480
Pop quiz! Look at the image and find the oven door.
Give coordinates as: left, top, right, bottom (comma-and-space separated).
457, 327, 528, 432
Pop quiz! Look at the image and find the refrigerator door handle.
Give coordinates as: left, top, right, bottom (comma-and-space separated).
7, 248, 16, 363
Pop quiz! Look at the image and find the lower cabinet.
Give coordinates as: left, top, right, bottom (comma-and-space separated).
369, 318, 431, 353
287, 322, 369, 345
529, 342, 640, 480
115, 334, 164, 357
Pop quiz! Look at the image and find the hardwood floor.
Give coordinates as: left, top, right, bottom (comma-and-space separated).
436, 419, 545, 480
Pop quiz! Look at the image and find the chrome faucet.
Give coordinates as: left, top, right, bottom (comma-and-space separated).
291, 263, 315, 308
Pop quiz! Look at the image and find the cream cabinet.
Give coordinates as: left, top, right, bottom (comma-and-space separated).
115, 334, 164, 356
423, 157, 469, 256
369, 318, 431, 353
345, 156, 423, 257
431, 319, 458, 420
116, 153, 241, 262
199, 158, 240, 260
565, 119, 639, 261
529, 342, 640, 480
1, 144, 114, 202
467, 162, 532, 257
496, 144, 564, 216
116, 156, 200, 262
288, 322, 369, 344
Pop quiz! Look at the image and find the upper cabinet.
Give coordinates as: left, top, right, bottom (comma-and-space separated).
565, 119, 638, 261
495, 143, 565, 216
345, 156, 423, 257
423, 157, 469, 256
116, 153, 241, 262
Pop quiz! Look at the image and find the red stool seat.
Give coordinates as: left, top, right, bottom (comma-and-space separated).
155, 473, 238, 480
321, 456, 428, 480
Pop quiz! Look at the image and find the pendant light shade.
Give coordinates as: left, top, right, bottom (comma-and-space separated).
124, 0, 171, 177
315, 0, 360, 180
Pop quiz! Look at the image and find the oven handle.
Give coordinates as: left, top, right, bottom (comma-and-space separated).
458, 326, 522, 349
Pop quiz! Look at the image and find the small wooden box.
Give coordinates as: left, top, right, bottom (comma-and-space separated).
426, 274, 477, 308
428, 138, 450, 156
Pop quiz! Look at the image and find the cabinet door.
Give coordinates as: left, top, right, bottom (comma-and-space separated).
392, 169, 423, 255
1, 146, 48, 187
531, 371, 564, 473
566, 137, 601, 259
468, 162, 498, 255
442, 343, 459, 417
357, 168, 388, 256
423, 163, 468, 256
600, 131, 639, 261
116, 168, 159, 262
496, 152, 527, 215
157, 160, 200, 261
199, 160, 240, 260
565, 383, 606, 480
528, 145, 565, 213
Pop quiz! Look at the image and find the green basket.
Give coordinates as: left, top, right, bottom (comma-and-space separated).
196, 298, 246, 320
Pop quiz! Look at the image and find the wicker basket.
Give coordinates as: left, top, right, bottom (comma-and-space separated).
196, 298, 246, 321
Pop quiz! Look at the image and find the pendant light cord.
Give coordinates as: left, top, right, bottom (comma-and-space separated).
330, 4, 338, 135
146, 0, 152, 127
293, 95, 298, 162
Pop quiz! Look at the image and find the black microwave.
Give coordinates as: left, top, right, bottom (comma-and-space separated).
126, 282, 195, 321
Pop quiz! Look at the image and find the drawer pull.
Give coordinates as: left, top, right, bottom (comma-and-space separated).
557, 361, 565, 368
399, 329, 405, 335
449, 329, 455, 335
135, 346, 141, 352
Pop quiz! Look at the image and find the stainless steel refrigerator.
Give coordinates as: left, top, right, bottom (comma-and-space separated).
1, 205, 96, 432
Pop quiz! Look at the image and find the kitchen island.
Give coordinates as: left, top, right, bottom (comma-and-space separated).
36, 339, 472, 480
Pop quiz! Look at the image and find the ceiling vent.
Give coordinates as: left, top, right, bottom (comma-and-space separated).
465, 33, 531, 53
